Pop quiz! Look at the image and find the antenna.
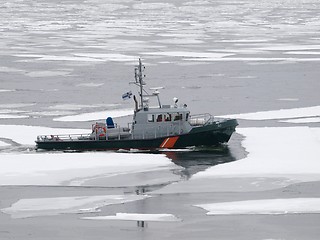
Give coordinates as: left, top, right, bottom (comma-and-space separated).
134, 58, 145, 109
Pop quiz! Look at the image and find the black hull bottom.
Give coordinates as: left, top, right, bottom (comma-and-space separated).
36, 119, 238, 151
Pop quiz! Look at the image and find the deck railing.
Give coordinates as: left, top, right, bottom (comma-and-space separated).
188, 113, 213, 126
37, 133, 92, 142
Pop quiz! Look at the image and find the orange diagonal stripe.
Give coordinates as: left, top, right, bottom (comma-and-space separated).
160, 136, 179, 148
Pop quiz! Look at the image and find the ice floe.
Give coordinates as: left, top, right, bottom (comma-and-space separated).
82, 213, 181, 222
25, 70, 71, 78
195, 198, 320, 215
285, 51, 320, 55
219, 106, 320, 120
1, 195, 148, 219
0, 125, 88, 145
133, 2, 175, 10
0, 66, 24, 73
280, 117, 320, 124
54, 109, 133, 122
0, 152, 176, 186
196, 127, 320, 177
48, 104, 116, 111
143, 51, 234, 59
153, 126, 320, 194
72, 53, 137, 62
0, 114, 29, 119
0, 140, 10, 147
0, 89, 15, 93
277, 98, 299, 101
76, 82, 104, 87
0, 103, 35, 108
254, 44, 320, 51
15, 54, 105, 62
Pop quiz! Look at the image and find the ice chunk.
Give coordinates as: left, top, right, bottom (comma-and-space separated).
280, 117, 320, 124
82, 213, 181, 222
219, 106, 320, 120
1, 195, 148, 219
0, 152, 175, 186
0, 125, 88, 145
195, 198, 320, 215
54, 109, 133, 122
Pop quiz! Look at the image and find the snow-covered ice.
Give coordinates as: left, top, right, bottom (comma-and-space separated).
25, 70, 71, 78
280, 117, 320, 124
0, 140, 10, 147
0, 114, 29, 119
219, 106, 320, 120
143, 51, 234, 59
82, 213, 181, 222
0, 125, 88, 145
54, 109, 133, 122
76, 82, 104, 87
153, 126, 320, 194
195, 127, 320, 178
0, 152, 176, 186
1, 195, 148, 219
195, 198, 320, 215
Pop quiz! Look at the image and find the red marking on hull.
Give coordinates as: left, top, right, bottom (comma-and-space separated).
159, 136, 179, 148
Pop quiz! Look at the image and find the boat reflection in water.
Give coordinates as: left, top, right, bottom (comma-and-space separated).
162, 146, 237, 179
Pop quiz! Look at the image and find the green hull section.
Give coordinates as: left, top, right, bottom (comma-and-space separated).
36, 119, 238, 151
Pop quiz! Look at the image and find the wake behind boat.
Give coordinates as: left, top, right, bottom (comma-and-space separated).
36, 59, 238, 151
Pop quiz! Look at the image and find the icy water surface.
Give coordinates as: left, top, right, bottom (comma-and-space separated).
1, 0, 320, 239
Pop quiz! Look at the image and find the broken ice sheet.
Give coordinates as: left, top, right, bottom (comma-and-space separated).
1, 195, 149, 219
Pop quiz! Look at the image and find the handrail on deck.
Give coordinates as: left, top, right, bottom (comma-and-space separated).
37, 133, 92, 142
188, 113, 213, 126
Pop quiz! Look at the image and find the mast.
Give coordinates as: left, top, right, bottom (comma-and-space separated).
134, 58, 145, 110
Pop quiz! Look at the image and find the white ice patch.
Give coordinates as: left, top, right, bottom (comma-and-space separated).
153, 126, 320, 194
82, 213, 181, 222
0, 66, 24, 73
280, 117, 320, 124
0, 152, 175, 186
195, 198, 320, 215
76, 82, 104, 87
143, 51, 233, 59
0, 109, 28, 114
0, 140, 10, 147
194, 127, 320, 178
54, 109, 133, 122
25, 70, 71, 78
48, 104, 117, 111
230, 76, 257, 79
15, 54, 105, 62
1, 195, 148, 219
285, 51, 320, 55
28, 111, 74, 117
0, 103, 35, 108
219, 106, 320, 120
153, 38, 204, 45
72, 53, 137, 62
133, 2, 175, 10
0, 125, 88, 145
254, 44, 320, 51
277, 98, 299, 101
0, 89, 15, 93
81, 213, 181, 222
0, 114, 29, 119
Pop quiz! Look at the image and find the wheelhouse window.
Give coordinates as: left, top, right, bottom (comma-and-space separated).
156, 114, 163, 122
173, 113, 183, 121
164, 113, 172, 122
148, 114, 154, 122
